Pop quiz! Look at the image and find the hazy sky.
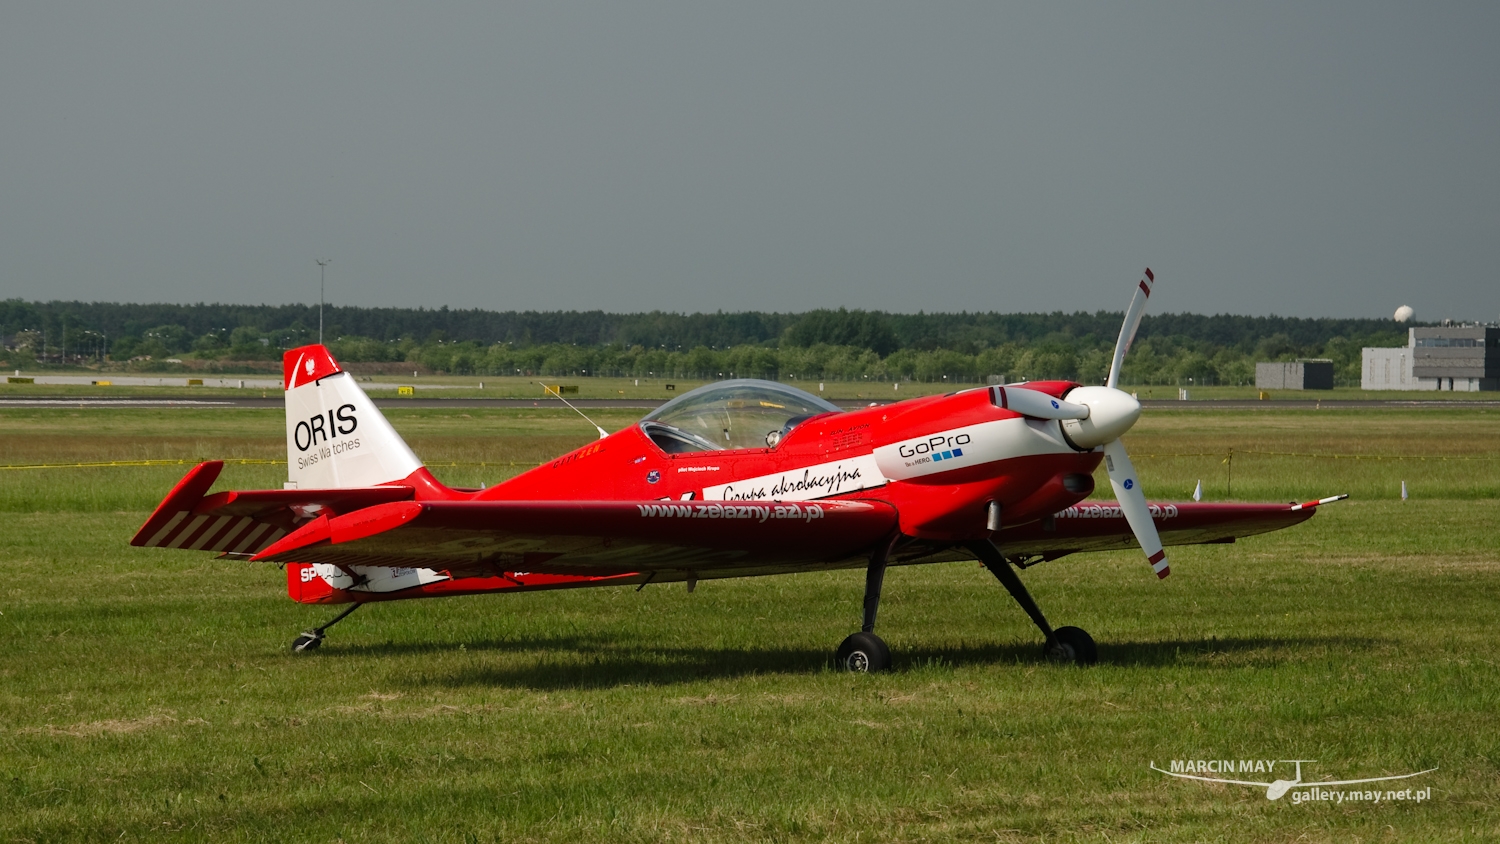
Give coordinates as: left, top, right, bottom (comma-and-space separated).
2, 3, 1496, 320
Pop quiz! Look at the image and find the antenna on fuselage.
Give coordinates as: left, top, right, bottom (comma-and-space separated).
542, 384, 609, 439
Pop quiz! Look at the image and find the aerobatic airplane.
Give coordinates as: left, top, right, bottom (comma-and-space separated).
132, 271, 1342, 670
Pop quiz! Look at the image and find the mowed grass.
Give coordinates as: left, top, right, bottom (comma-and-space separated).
0, 406, 1497, 842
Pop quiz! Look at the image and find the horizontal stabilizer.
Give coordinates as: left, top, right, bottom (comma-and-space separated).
130, 460, 290, 555
194, 486, 415, 518
132, 461, 424, 557
252, 501, 424, 560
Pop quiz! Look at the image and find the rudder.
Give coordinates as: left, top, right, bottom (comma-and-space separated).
283, 344, 424, 489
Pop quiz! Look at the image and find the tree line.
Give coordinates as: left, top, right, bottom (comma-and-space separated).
0, 299, 1409, 386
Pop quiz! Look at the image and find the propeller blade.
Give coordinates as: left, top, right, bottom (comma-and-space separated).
1102, 438, 1170, 579
993, 386, 1090, 421
1105, 268, 1155, 389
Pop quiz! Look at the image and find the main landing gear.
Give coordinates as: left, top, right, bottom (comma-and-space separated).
291, 602, 362, 653
835, 536, 1096, 672
968, 540, 1097, 666
835, 534, 899, 672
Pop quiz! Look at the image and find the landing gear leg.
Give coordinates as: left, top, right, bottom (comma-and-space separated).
836, 534, 900, 672
969, 540, 1096, 665
292, 602, 362, 653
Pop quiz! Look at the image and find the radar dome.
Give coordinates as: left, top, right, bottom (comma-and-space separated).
1394, 305, 1414, 323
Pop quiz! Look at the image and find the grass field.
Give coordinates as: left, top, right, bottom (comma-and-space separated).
1, 404, 1497, 842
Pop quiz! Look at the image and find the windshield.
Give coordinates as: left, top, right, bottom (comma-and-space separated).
641, 379, 840, 452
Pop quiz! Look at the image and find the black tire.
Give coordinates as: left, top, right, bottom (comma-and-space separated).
835, 631, 891, 672
1044, 626, 1097, 666
292, 634, 322, 653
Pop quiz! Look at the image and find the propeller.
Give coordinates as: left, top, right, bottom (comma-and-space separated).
1063, 268, 1169, 579
1103, 439, 1169, 578
992, 386, 1089, 421
1106, 267, 1154, 389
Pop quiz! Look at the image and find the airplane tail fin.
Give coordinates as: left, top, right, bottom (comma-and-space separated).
283, 344, 424, 489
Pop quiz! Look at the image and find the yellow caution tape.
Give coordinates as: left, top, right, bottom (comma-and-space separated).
0, 458, 283, 471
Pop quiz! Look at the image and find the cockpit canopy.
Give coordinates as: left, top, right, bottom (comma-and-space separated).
640, 379, 841, 453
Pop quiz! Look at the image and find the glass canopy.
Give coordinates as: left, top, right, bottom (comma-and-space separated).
640, 379, 841, 453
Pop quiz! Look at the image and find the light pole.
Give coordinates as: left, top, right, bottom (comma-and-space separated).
315, 258, 332, 344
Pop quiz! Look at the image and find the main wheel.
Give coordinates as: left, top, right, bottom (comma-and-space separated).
292, 633, 323, 653
1044, 626, 1097, 666
835, 632, 891, 672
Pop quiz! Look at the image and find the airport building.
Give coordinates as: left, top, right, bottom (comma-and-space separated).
1362, 326, 1499, 391
1255, 360, 1334, 390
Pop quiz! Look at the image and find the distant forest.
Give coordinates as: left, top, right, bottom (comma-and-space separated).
0, 300, 1409, 386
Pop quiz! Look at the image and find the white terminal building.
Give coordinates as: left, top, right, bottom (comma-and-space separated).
1363, 326, 1500, 391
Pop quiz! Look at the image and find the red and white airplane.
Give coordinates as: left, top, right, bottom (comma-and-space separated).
133, 271, 1342, 670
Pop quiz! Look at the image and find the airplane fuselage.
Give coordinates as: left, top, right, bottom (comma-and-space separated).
488, 381, 1102, 540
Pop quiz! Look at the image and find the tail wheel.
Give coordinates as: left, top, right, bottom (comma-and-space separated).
836, 631, 891, 672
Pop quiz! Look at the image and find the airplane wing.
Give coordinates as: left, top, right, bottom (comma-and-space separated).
133, 463, 1333, 584
247, 496, 1314, 578
248, 498, 900, 577
991, 499, 1339, 561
